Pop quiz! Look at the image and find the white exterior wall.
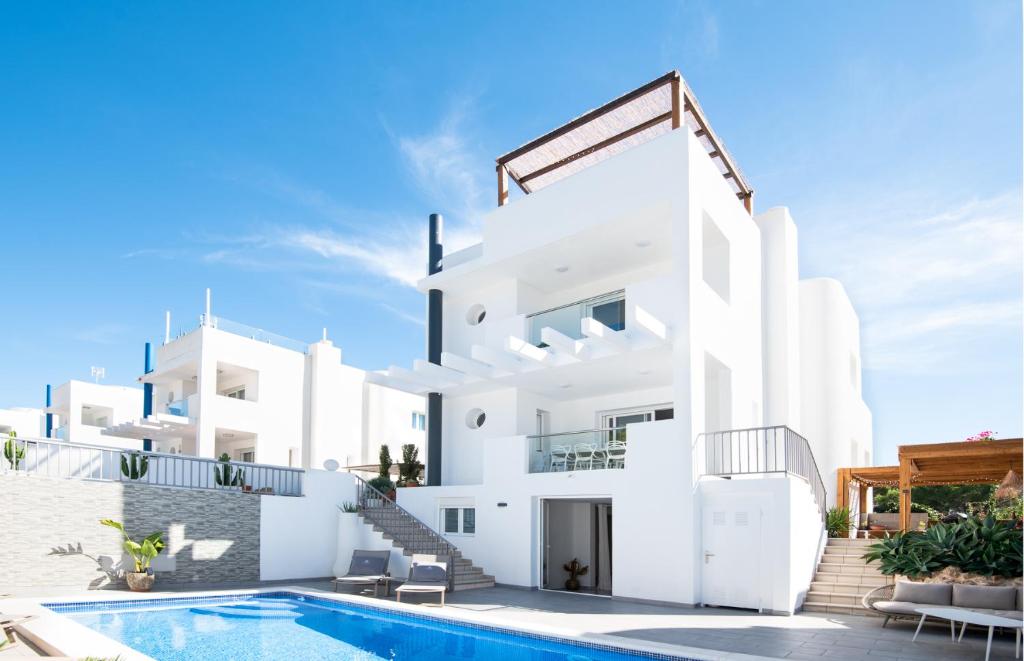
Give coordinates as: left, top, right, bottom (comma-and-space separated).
798, 278, 874, 505
50, 381, 143, 449
0, 407, 44, 438
363, 382, 428, 474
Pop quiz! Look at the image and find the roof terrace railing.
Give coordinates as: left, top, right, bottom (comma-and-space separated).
694, 426, 826, 521
0, 436, 304, 497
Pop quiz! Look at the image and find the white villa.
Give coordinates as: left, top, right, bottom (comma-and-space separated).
366, 71, 873, 613
2, 301, 426, 473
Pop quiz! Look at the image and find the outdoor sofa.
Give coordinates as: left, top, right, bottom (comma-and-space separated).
863, 581, 1023, 627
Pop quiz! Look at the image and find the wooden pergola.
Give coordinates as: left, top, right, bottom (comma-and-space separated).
837, 438, 1023, 531
495, 71, 754, 213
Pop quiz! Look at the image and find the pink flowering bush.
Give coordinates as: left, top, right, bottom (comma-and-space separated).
965, 430, 997, 442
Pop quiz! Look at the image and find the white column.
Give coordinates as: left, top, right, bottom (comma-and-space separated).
755, 207, 803, 429
194, 328, 217, 458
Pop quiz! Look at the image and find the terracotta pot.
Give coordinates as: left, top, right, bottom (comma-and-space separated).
869, 525, 886, 531
565, 577, 580, 591
126, 571, 155, 592
386, 489, 397, 501
405, 481, 419, 487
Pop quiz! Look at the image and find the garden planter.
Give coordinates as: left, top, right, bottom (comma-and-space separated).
405, 481, 419, 488
126, 571, 155, 592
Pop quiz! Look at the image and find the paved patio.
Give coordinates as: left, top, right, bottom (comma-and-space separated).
3, 581, 1019, 660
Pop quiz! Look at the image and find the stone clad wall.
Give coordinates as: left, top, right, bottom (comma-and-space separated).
0, 473, 260, 589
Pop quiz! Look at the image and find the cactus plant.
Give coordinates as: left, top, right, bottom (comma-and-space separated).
4, 431, 25, 469
563, 558, 589, 591
120, 452, 149, 480
214, 452, 244, 487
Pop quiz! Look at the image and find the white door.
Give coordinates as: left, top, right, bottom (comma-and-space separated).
701, 495, 762, 610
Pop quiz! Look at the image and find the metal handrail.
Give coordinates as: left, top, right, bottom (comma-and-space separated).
526, 426, 625, 439
0, 436, 304, 496
352, 474, 455, 589
695, 426, 827, 521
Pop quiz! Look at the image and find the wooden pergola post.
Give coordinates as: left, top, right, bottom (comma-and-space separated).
497, 164, 509, 207
898, 457, 913, 532
670, 76, 682, 130
836, 468, 851, 510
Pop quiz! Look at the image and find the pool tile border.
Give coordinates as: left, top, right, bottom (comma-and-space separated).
46, 590, 705, 661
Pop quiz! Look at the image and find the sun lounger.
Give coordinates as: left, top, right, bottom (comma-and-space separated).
395, 555, 449, 606
332, 550, 392, 596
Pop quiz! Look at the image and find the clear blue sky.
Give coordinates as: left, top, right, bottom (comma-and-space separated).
1, 2, 1020, 463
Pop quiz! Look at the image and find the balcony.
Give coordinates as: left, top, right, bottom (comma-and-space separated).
528, 427, 627, 474
165, 398, 189, 417
527, 291, 624, 347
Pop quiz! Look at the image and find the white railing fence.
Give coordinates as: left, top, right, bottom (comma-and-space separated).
1, 436, 303, 497
694, 426, 827, 521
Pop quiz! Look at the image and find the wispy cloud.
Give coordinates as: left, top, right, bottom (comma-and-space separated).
377, 302, 424, 327
72, 323, 131, 345
806, 191, 1023, 372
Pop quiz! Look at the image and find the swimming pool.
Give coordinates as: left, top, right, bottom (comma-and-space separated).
47, 591, 698, 661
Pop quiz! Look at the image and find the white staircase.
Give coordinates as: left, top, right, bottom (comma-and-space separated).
802, 538, 892, 615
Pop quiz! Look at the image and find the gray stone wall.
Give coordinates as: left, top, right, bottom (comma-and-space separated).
0, 473, 260, 589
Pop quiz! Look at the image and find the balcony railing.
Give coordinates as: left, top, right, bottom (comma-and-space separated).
526, 290, 625, 347
0, 436, 303, 497
201, 314, 310, 354
528, 427, 627, 473
694, 426, 826, 520
165, 398, 189, 417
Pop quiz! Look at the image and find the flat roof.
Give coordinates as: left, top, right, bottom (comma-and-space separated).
495, 71, 753, 212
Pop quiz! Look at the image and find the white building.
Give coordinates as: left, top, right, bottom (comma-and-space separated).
0, 406, 45, 439
101, 303, 426, 472
370, 72, 872, 613
48, 380, 144, 450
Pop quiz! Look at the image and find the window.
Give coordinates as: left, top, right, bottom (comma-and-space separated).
600, 406, 673, 442
237, 448, 255, 463
441, 507, 476, 535
411, 412, 426, 431
224, 387, 246, 400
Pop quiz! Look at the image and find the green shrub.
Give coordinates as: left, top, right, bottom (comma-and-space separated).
826, 506, 852, 538
378, 444, 393, 479
367, 476, 394, 495
398, 443, 423, 484
862, 515, 1022, 578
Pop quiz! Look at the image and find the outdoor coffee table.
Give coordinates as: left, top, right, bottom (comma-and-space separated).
913, 606, 1023, 661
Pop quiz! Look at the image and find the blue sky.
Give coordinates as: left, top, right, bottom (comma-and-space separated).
0, 2, 1020, 463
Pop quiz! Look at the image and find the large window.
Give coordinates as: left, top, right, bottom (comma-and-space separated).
441, 507, 476, 535
600, 406, 673, 442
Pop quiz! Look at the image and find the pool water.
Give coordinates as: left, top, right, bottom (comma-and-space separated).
52, 592, 693, 661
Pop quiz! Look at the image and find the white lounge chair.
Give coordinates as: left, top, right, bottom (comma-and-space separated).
395, 554, 449, 606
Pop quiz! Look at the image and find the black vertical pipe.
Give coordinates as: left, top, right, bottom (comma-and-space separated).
143, 342, 154, 452
426, 213, 443, 486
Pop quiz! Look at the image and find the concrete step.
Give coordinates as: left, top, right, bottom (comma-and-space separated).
802, 600, 878, 616
451, 576, 496, 591
825, 538, 875, 547
817, 554, 880, 566
810, 580, 889, 594
806, 590, 866, 606
816, 562, 884, 576
812, 572, 889, 585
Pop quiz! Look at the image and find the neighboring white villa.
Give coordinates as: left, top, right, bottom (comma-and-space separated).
366, 71, 873, 613
3, 301, 426, 473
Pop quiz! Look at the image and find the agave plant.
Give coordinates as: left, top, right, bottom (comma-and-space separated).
825, 506, 852, 538
862, 515, 1022, 578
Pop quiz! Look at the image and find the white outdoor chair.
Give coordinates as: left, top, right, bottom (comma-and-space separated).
573, 443, 597, 470
606, 440, 627, 468
549, 444, 571, 472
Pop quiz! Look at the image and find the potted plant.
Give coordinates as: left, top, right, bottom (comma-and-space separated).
369, 445, 396, 499
826, 506, 852, 538
120, 451, 149, 481
398, 444, 423, 487
563, 558, 589, 591
100, 519, 165, 592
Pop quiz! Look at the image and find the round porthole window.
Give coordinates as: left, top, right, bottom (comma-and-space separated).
466, 304, 487, 326
466, 408, 487, 430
